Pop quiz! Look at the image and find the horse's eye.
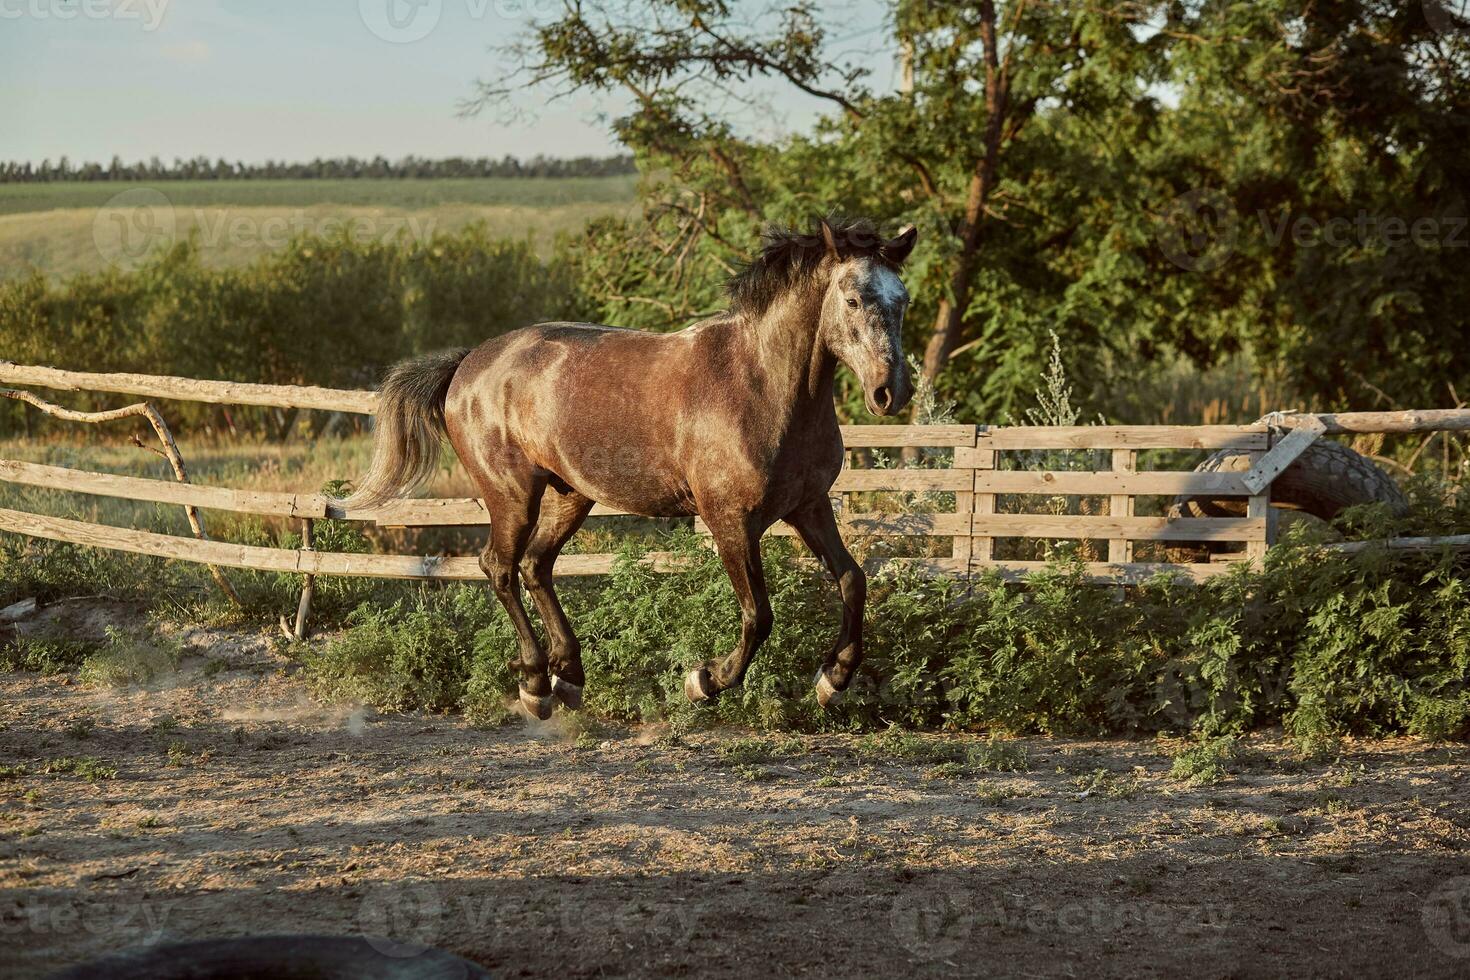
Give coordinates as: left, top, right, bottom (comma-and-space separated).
846, 297, 860, 309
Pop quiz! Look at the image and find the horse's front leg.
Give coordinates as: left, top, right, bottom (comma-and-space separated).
684, 518, 773, 702
786, 496, 865, 707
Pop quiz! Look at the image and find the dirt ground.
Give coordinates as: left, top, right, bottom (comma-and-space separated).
3, 609, 1470, 979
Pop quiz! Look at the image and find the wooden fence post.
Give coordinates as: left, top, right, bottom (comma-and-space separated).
1108, 448, 1136, 564
292, 518, 316, 641
969, 442, 997, 574
1246, 490, 1272, 565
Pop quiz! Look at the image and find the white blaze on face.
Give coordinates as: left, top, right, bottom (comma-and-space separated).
869, 264, 908, 311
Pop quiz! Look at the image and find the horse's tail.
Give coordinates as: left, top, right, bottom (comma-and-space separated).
336, 348, 470, 510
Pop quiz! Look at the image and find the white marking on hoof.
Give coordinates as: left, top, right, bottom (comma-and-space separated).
519, 687, 555, 720
684, 668, 714, 703
814, 669, 843, 708
551, 675, 583, 710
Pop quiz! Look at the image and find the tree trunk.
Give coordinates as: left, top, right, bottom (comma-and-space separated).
916, 0, 1009, 401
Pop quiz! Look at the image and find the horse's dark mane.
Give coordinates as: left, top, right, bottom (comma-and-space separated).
726, 216, 897, 315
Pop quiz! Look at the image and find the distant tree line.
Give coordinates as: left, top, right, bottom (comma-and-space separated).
0, 154, 636, 183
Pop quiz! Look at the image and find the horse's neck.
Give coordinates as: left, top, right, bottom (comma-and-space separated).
739, 287, 837, 422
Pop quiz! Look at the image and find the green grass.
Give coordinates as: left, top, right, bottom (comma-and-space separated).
1169, 737, 1242, 786
76, 627, 181, 687
40, 756, 118, 781
0, 176, 640, 215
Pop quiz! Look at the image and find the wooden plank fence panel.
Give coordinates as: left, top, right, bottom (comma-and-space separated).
1109, 449, 1136, 563
971, 515, 1264, 541
833, 470, 974, 492
0, 507, 662, 579
838, 424, 977, 447
965, 469, 1252, 496
0, 361, 377, 415
0, 459, 328, 518
698, 513, 973, 537
975, 425, 1268, 450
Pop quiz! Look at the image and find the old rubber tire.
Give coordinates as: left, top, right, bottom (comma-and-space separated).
1170, 439, 1407, 522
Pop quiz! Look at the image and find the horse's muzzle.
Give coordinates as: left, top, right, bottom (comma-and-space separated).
866, 377, 912, 417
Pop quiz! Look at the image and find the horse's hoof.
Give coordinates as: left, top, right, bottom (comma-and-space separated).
519, 687, 556, 720
814, 669, 844, 709
684, 667, 715, 703
551, 674, 583, 710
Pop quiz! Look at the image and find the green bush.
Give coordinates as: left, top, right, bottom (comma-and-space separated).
289, 526, 1470, 741
0, 225, 586, 438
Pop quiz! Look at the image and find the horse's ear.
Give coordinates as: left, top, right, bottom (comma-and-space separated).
882, 225, 918, 265
819, 218, 840, 257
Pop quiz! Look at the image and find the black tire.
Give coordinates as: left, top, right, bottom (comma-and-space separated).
47, 935, 493, 980
1170, 439, 1407, 522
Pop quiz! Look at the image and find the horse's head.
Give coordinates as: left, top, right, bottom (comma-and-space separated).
817, 219, 918, 417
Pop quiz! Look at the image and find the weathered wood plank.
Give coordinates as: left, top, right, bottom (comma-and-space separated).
0, 459, 328, 518
1241, 415, 1326, 494
0, 507, 662, 578
973, 426, 1268, 450
1108, 448, 1136, 563
838, 424, 977, 447
336, 497, 636, 525
0, 361, 377, 414
970, 515, 1264, 541
695, 512, 972, 537
971, 560, 1236, 583
969, 470, 1252, 496
832, 470, 974, 492
1324, 534, 1470, 554
969, 448, 996, 566
1246, 492, 1270, 563
1282, 409, 1470, 435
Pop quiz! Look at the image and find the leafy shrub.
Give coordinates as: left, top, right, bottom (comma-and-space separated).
77, 627, 181, 687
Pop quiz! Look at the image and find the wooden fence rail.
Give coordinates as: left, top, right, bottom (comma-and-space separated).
3, 363, 1468, 625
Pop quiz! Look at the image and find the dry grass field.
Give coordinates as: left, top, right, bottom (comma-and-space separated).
0, 176, 639, 280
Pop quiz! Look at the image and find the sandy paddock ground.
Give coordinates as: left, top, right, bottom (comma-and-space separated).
2, 613, 1469, 979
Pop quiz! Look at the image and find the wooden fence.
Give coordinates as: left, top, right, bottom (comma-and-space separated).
3, 361, 1467, 610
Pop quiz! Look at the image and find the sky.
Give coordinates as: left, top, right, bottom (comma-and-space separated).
1, 0, 897, 166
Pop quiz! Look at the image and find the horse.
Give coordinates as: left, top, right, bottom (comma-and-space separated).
340, 216, 918, 719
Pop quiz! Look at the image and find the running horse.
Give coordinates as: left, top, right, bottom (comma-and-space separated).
340, 217, 918, 718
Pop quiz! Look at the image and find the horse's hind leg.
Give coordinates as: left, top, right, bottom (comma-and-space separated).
476, 468, 555, 719
520, 485, 594, 709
